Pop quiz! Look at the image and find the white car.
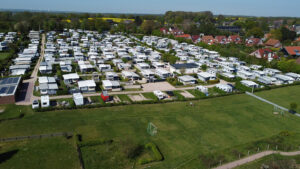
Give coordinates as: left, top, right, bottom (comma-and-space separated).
32, 100, 39, 109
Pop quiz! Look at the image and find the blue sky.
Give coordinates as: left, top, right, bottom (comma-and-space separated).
2, 0, 300, 17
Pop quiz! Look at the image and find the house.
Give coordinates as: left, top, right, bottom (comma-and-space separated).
285, 72, 300, 81
78, 61, 94, 73
221, 72, 236, 80
214, 36, 228, 44
121, 71, 140, 81
201, 36, 215, 45
240, 80, 259, 88
73, 93, 84, 106
118, 63, 131, 70
197, 72, 216, 82
9, 65, 30, 75
136, 63, 150, 70
265, 39, 282, 48
263, 68, 281, 76
216, 26, 241, 33
78, 80, 96, 93
175, 34, 192, 40
170, 63, 199, 74
41, 95, 50, 108
102, 80, 121, 91
178, 75, 197, 85
63, 73, 80, 84
39, 62, 53, 74
60, 61, 72, 72
258, 76, 276, 85
216, 84, 233, 93
196, 85, 208, 94
252, 70, 266, 78
105, 72, 119, 81
98, 64, 112, 72
38, 77, 58, 95
245, 38, 263, 46
250, 48, 278, 62
153, 90, 165, 100
228, 35, 242, 44
141, 69, 155, 80
274, 74, 295, 84
0, 77, 21, 104
237, 70, 255, 80
191, 35, 201, 43
155, 68, 171, 79
281, 46, 300, 57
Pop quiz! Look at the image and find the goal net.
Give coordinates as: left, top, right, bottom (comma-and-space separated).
147, 122, 158, 136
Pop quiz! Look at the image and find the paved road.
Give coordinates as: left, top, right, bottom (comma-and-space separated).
16, 34, 45, 105
213, 150, 300, 169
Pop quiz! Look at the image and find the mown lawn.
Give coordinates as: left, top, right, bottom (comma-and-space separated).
1, 86, 300, 168
0, 137, 80, 169
255, 85, 300, 112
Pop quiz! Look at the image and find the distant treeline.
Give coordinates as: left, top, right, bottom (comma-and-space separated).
0, 11, 300, 37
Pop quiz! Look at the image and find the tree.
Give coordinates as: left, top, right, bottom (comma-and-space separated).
290, 103, 298, 111
141, 20, 156, 34
134, 16, 143, 26
246, 27, 264, 38
201, 64, 207, 71
281, 27, 296, 42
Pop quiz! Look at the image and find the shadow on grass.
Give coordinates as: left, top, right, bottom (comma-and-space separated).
0, 149, 19, 164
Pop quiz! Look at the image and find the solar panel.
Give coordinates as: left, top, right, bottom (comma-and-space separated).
0, 87, 8, 94
0, 78, 8, 85
7, 78, 13, 84
12, 77, 19, 83
7, 86, 16, 95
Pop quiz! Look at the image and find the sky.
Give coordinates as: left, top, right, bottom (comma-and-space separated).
1, 0, 300, 17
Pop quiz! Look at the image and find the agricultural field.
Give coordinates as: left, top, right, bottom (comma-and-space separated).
1, 86, 300, 168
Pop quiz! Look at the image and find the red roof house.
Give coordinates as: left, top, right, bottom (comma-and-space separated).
228, 35, 242, 44
265, 39, 282, 48
281, 46, 300, 56
250, 48, 278, 60
245, 38, 263, 46
201, 36, 215, 45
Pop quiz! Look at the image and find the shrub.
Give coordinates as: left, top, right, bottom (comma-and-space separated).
138, 143, 163, 165
78, 139, 113, 148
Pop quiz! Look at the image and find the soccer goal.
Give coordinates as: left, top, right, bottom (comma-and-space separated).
147, 122, 158, 136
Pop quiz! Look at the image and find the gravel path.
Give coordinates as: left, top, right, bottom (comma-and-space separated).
213, 150, 300, 169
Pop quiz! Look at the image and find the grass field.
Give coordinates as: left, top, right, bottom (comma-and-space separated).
255, 85, 300, 112
0, 137, 80, 169
1, 86, 300, 168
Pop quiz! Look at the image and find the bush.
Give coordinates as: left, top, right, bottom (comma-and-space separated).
78, 139, 113, 148
138, 143, 163, 165
121, 139, 143, 159
235, 81, 253, 92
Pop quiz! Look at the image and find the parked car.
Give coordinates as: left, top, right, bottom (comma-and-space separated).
32, 100, 39, 109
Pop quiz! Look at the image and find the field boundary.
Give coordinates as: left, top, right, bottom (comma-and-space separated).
0, 132, 73, 142
245, 92, 288, 111
213, 150, 300, 169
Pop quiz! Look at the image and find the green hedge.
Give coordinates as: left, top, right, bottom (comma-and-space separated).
78, 139, 113, 148
138, 143, 163, 165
